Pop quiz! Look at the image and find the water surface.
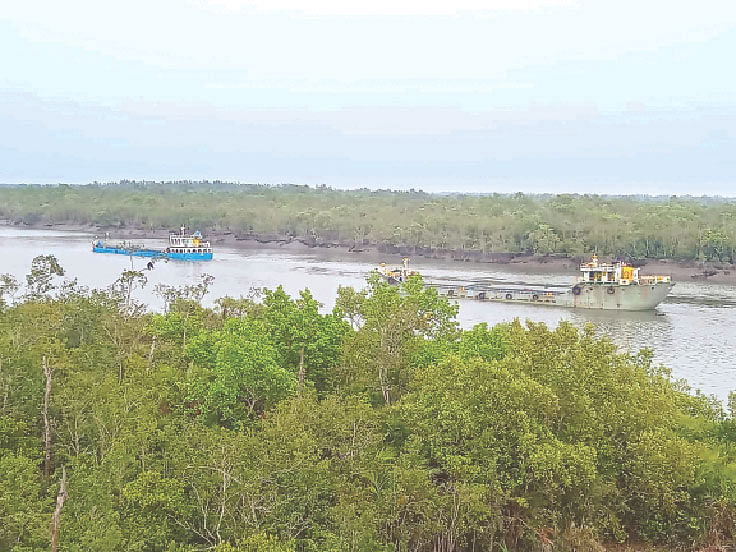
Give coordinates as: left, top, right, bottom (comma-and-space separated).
1, 227, 734, 403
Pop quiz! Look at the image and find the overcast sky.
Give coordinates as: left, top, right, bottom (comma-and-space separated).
1, 0, 735, 194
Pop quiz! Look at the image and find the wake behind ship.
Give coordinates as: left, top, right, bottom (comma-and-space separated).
92, 227, 213, 261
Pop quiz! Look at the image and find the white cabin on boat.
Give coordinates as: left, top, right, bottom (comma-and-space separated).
579, 255, 670, 286
167, 227, 212, 256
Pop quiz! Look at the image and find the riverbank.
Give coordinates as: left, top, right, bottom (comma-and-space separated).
3, 221, 736, 405
5, 220, 736, 285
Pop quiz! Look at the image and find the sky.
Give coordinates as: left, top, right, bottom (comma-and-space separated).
1, 0, 735, 194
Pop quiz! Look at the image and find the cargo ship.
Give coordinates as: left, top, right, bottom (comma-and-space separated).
377, 255, 673, 311
92, 227, 213, 261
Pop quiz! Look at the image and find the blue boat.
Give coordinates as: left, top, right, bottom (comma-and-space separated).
92, 227, 214, 261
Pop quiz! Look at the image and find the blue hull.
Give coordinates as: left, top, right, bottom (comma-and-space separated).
93, 246, 213, 261
166, 251, 213, 261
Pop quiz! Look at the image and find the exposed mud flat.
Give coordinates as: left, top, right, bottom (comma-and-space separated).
6, 221, 736, 285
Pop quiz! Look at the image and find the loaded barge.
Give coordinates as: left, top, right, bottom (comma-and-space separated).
377, 256, 673, 311
92, 227, 213, 261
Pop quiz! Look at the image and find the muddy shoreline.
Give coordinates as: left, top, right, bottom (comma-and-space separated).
5, 221, 736, 285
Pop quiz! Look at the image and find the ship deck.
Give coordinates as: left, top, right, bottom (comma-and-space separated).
427, 281, 571, 305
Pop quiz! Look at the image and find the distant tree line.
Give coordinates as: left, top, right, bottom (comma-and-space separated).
1, 182, 735, 261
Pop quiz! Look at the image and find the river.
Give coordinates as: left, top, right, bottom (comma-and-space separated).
2, 226, 735, 403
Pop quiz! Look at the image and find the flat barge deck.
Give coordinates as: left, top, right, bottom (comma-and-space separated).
429, 282, 570, 305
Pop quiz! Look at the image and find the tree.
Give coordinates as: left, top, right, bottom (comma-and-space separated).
333, 285, 364, 330
399, 320, 723, 548
526, 224, 561, 254
338, 273, 458, 404
42, 355, 54, 477
0, 452, 48, 550
154, 282, 181, 313
0, 273, 19, 308
110, 269, 148, 309
262, 287, 349, 396
187, 319, 297, 427
214, 534, 297, 551
155, 273, 215, 312
25, 254, 65, 298
51, 466, 68, 552
215, 292, 264, 320
701, 228, 729, 261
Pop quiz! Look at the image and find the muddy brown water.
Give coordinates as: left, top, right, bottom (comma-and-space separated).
2, 227, 735, 404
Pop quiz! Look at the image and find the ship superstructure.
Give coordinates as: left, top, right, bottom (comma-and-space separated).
376, 258, 419, 284
165, 228, 213, 260
566, 255, 672, 309
577, 255, 670, 286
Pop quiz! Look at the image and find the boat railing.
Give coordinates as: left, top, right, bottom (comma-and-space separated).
98, 241, 147, 250
639, 275, 671, 284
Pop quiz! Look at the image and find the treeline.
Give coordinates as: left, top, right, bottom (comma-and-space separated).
1, 182, 736, 261
2, 258, 736, 551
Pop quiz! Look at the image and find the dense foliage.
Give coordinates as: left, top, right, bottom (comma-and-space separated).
2, 182, 736, 261
2, 257, 736, 551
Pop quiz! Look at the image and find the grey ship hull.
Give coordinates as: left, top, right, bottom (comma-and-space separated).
432, 282, 673, 311
561, 283, 673, 310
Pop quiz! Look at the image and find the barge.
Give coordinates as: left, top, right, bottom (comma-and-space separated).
92, 227, 213, 261
377, 256, 673, 311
